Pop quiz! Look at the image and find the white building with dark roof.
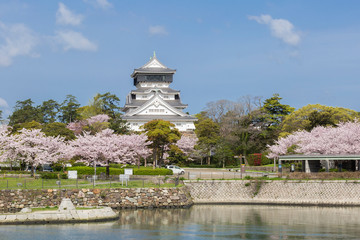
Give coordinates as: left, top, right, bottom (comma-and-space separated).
122, 54, 197, 131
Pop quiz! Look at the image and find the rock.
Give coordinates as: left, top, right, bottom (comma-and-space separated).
20, 207, 32, 213
58, 198, 76, 212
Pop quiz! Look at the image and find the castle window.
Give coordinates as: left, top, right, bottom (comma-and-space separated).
175, 94, 179, 100
131, 94, 136, 99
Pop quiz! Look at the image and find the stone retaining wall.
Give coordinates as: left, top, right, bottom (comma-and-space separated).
0, 187, 192, 213
185, 180, 360, 206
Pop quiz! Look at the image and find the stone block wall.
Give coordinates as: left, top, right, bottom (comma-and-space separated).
185, 180, 360, 206
0, 187, 193, 213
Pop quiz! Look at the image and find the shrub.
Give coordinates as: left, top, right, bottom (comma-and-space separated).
134, 169, 172, 175
67, 167, 124, 175
67, 166, 172, 176
72, 162, 86, 167
51, 163, 63, 172
0, 167, 21, 171
40, 172, 68, 179
247, 153, 272, 166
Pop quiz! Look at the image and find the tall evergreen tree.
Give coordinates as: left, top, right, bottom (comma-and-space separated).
9, 99, 41, 125
59, 95, 80, 124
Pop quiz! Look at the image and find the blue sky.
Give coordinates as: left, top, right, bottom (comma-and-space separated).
1, 0, 360, 118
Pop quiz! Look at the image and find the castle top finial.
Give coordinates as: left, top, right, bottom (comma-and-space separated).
153, 51, 156, 58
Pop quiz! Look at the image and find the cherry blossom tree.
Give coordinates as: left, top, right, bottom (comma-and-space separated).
67, 114, 110, 135
0, 128, 66, 176
176, 135, 198, 160
69, 129, 151, 176
268, 121, 360, 158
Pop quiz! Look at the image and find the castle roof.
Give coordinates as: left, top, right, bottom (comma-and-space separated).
131, 55, 176, 77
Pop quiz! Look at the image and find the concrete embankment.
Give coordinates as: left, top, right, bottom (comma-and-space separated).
0, 198, 118, 225
184, 180, 360, 206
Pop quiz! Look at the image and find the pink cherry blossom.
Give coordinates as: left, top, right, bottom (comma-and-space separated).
268, 121, 360, 158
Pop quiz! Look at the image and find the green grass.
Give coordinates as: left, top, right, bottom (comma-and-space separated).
0, 178, 182, 190
31, 207, 58, 212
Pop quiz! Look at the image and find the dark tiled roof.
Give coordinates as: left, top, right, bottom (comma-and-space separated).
131, 87, 180, 94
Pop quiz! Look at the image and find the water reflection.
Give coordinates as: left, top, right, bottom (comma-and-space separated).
1, 205, 360, 239
117, 205, 360, 239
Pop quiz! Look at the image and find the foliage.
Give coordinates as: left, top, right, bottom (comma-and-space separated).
40, 172, 68, 179
9, 99, 41, 125
247, 154, 272, 166
77, 92, 128, 134
59, 95, 81, 124
41, 122, 76, 141
67, 166, 172, 175
194, 114, 220, 164
167, 145, 188, 166
72, 162, 86, 167
39, 99, 60, 123
11, 120, 42, 134
280, 104, 359, 137
142, 119, 181, 166
214, 142, 234, 168
261, 93, 295, 129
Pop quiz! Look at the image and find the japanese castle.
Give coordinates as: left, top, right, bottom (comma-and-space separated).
122, 54, 197, 131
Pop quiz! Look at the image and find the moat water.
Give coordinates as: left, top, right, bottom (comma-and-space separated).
1, 205, 360, 239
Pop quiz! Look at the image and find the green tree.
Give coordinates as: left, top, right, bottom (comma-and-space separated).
214, 142, 234, 168
59, 95, 80, 124
142, 120, 181, 169
11, 120, 42, 134
97, 92, 128, 134
194, 113, 220, 165
261, 93, 295, 130
280, 104, 359, 137
42, 122, 76, 141
78, 92, 128, 134
9, 99, 41, 125
39, 99, 60, 123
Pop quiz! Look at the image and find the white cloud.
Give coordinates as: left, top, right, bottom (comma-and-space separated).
83, 0, 112, 9
96, 0, 112, 9
149, 25, 168, 36
249, 14, 301, 46
0, 21, 38, 67
0, 97, 9, 108
56, 3, 84, 26
55, 30, 97, 51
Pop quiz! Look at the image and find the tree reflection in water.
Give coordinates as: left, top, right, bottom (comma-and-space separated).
116, 205, 360, 239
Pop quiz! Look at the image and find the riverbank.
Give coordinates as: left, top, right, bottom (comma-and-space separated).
0, 187, 192, 213
2, 179, 360, 214
185, 180, 360, 206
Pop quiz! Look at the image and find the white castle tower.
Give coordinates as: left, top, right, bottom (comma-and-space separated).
122, 53, 197, 131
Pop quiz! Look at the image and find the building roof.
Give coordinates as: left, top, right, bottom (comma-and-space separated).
130, 87, 180, 94
131, 55, 176, 77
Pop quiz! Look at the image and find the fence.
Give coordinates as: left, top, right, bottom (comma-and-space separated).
185, 171, 277, 180
0, 175, 181, 190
